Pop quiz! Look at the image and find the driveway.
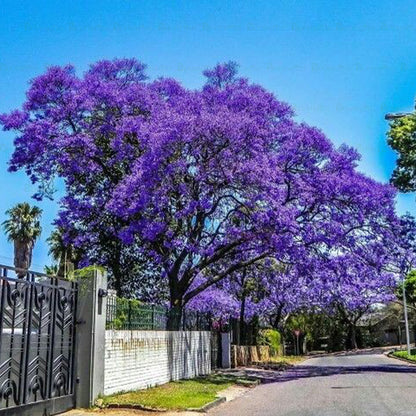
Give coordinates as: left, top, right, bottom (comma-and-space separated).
209, 352, 416, 416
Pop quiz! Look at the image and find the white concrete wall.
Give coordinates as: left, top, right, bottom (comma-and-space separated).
104, 330, 211, 395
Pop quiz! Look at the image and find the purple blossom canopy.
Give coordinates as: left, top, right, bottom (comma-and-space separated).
0, 59, 400, 322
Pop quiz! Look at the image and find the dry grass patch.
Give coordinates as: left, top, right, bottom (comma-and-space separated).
268, 355, 306, 365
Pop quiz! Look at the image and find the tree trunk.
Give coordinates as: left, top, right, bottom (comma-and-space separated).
166, 272, 185, 331
112, 269, 122, 296
14, 239, 32, 278
413, 322, 416, 347
274, 317, 288, 356
57, 250, 70, 278
350, 324, 358, 350
239, 293, 247, 345
57, 259, 65, 278
109, 260, 123, 296
167, 303, 183, 331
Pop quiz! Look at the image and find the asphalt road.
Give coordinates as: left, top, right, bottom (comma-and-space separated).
209, 352, 416, 416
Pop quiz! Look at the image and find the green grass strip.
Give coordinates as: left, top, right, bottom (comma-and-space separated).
102, 375, 234, 410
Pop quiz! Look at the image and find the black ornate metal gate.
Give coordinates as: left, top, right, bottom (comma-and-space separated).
0, 265, 78, 416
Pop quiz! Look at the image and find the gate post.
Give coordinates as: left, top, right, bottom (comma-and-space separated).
74, 268, 108, 408
221, 332, 231, 368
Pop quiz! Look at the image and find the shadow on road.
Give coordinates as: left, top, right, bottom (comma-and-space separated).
271, 363, 416, 383
309, 346, 401, 357
227, 359, 416, 385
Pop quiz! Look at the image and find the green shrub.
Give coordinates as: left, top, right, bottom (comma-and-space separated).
258, 329, 281, 356
110, 297, 143, 329
392, 350, 416, 362
70, 265, 105, 281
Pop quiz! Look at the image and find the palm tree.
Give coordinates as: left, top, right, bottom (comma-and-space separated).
47, 228, 80, 278
3, 203, 42, 277
44, 264, 59, 276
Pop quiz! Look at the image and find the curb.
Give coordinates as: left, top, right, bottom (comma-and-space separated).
250, 362, 291, 373
105, 396, 228, 413
235, 379, 261, 387
106, 403, 167, 412
186, 396, 226, 413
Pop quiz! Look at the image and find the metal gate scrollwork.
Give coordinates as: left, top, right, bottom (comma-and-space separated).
0, 265, 78, 416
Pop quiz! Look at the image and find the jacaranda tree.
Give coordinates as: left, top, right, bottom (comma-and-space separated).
0, 59, 398, 328
318, 255, 396, 349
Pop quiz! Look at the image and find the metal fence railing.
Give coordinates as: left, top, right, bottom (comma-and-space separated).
105, 295, 212, 331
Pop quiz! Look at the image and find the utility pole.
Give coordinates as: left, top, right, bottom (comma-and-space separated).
294, 330, 301, 356
402, 278, 411, 355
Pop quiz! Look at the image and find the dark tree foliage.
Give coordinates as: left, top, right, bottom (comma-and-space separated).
387, 111, 416, 192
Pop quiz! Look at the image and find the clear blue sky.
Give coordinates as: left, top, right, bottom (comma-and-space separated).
1, 0, 416, 271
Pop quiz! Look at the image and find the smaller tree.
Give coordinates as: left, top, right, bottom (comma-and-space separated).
44, 264, 59, 276
47, 228, 82, 278
398, 270, 416, 306
387, 112, 416, 192
397, 270, 416, 338
3, 202, 42, 277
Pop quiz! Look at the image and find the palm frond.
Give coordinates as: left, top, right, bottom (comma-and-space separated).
2, 202, 43, 243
